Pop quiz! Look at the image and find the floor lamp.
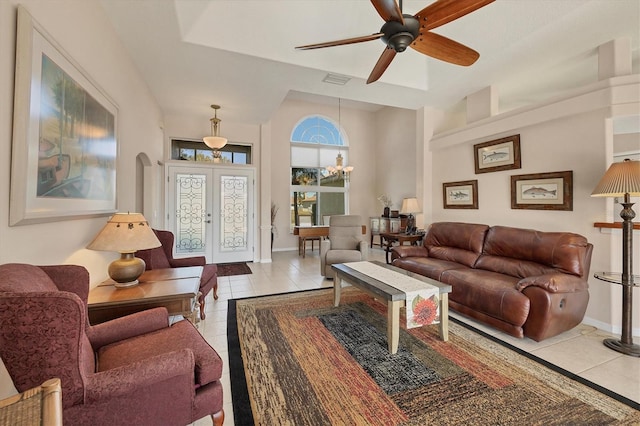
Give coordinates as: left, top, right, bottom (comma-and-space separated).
591, 159, 640, 357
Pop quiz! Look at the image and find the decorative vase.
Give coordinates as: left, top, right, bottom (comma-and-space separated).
383, 207, 390, 218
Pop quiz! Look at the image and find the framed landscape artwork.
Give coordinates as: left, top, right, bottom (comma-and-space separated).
443, 180, 478, 209
511, 171, 573, 210
10, 6, 118, 226
474, 135, 521, 174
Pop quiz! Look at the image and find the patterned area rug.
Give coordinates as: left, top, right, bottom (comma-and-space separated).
216, 262, 252, 277
228, 287, 639, 426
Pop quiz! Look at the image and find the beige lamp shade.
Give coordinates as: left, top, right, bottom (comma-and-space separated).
87, 213, 161, 253
87, 213, 161, 287
591, 159, 640, 197
400, 198, 421, 214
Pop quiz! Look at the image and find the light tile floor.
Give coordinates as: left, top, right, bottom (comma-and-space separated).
196, 248, 640, 426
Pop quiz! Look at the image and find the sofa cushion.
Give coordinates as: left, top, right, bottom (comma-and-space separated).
424, 222, 489, 267
97, 320, 222, 386
330, 236, 361, 250
326, 250, 363, 264
0, 263, 58, 293
392, 257, 469, 281
441, 268, 530, 327
477, 226, 590, 277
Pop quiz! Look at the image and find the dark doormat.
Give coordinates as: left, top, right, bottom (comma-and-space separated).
216, 262, 252, 277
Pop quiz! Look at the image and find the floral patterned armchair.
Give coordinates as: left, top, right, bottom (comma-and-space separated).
136, 229, 218, 320
0, 263, 224, 426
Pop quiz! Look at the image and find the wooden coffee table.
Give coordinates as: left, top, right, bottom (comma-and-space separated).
332, 261, 451, 354
88, 266, 202, 325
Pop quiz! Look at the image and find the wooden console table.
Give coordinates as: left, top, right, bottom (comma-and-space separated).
380, 232, 425, 264
88, 266, 202, 324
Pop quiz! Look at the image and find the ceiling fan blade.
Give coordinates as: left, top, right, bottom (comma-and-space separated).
371, 0, 404, 24
415, 0, 494, 31
296, 33, 383, 50
367, 47, 397, 84
410, 32, 479, 66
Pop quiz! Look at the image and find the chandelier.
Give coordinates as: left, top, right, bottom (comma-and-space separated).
203, 104, 228, 149
326, 98, 354, 181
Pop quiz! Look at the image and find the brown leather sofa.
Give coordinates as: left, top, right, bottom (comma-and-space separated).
391, 222, 593, 341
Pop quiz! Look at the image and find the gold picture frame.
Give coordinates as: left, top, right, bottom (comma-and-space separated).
443, 180, 478, 209
474, 135, 521, 174
511, 171, 573, 210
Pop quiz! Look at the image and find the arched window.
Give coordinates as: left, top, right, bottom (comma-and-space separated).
290, 115, 349, 230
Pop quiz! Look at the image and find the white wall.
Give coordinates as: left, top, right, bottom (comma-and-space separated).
0, 0, 164, 399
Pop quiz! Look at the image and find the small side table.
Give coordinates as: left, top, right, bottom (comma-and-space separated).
380, 232, 424, 264
594, 272, 640, 357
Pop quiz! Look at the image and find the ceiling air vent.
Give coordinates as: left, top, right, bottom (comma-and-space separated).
322, 73, 351, 85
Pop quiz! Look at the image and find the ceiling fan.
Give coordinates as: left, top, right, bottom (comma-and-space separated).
295, 0, 494, 84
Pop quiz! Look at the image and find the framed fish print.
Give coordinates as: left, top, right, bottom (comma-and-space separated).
443, 180, 478, 209
511, 171, 573, 211
474, 135, 521, 174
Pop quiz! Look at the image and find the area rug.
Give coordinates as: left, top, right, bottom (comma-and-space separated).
216, 262, 252, 277
228, 287, 639, 426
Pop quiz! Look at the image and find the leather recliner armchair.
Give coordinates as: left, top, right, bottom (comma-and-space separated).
320, 215, 368, 279
136, 229, 218, 320
0, 263, 224, 426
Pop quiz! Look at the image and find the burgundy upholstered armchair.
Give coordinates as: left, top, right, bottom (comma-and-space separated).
0, 263, 224, 426
136, 229, 218, 320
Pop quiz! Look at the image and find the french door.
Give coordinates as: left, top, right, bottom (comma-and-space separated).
167, 164, 255, 263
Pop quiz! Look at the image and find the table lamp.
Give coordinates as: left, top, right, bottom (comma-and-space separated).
591, 159, 640, 356
87, 212, 161, 288
401, 197, 420, 234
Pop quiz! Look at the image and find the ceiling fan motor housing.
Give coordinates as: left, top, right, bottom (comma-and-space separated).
381, 15, 420, 52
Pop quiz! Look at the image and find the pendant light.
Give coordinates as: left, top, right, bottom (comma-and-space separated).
203, 104, 228, 149
326, 98, 353, 181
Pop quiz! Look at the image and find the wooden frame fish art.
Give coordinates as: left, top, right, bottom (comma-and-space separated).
511, 171, 573, 211
474, 135, 521, 174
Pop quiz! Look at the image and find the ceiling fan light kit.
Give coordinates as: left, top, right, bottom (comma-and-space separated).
203, 104, 228, 149
295, 0, 494, 84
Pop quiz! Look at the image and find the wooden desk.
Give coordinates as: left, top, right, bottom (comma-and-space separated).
88, 267, 202, 325
294, 226, 328, 258
380, 232, 424, 264
0, 378, 62, 426
294, 225, 367, 258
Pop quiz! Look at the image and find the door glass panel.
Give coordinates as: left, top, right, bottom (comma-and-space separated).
175, 173, 207, 254
220, 175, 248, 252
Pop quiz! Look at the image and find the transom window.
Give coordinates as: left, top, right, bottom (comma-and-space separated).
171, 139, 251, 164
290, 115, 349, 230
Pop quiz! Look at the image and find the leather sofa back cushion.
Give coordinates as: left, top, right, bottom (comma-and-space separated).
477, 226, 589, 277
425, 222, 489, 267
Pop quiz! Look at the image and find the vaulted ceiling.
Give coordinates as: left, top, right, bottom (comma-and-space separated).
100, 0, 640, 124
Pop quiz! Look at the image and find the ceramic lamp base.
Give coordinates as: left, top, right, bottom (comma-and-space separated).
108, 252, 145, 287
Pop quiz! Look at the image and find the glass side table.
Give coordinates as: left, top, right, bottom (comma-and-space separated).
593, 272, 639, 286
594, 272, 640, 357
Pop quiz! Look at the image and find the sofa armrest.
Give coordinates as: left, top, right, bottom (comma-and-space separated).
391, 245, 428, 259
170, 256, 206, 268
87, 308, 169, 349
358, 241, 369, 260
320, 239, 331, 275
86, 349, 194, 403
516, 273, 589, 293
